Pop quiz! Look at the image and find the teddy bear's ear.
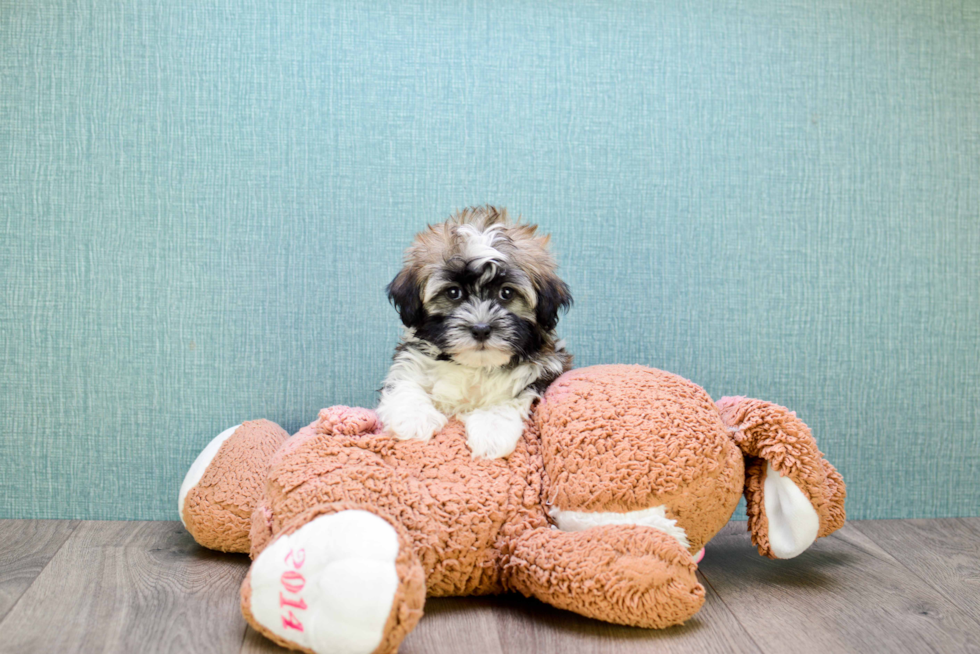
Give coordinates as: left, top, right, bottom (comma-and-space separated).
744, 459, 821, 559
386, 267, 425, 329
716, 396, 846, 559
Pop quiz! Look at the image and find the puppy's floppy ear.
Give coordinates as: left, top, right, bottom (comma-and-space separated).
535, 274, 572, 332
386, 267, 424, 328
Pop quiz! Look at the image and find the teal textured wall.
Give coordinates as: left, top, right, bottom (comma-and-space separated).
1, 1, 978, 521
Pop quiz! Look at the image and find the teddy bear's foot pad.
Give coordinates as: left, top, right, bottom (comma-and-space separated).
246, 510, 402, 654
178, 423, 241, 526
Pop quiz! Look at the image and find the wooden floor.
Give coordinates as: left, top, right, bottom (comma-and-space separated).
0, 520, 978, 654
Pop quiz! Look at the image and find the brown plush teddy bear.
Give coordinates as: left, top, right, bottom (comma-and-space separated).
179, 364, 845, 654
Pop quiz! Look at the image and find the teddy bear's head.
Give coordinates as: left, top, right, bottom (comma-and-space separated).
534, 364, 744, 553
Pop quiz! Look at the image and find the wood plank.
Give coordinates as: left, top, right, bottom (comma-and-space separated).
240, 626, 289, 653
698, 521, 980, 654
491, 574, 762, 654
854, 518, 980, 625
2, 519, 978, 654
242, 569, 760, 654
0, 520, 78, 620
400, 598, 504, 654
0, 521, 250, 654
241, 597, 506, 654
243, 586, 759, 654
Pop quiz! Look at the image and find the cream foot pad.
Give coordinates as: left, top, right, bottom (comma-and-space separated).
248, 510, 401, 654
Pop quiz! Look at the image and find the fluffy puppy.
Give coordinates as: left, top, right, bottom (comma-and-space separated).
377, 206, 573, 459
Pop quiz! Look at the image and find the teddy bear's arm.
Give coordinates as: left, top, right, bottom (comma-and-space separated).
505, 525, 704, 628
716, 397, 846, 559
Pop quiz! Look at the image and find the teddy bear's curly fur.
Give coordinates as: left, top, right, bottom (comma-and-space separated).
179, 364, 845, 654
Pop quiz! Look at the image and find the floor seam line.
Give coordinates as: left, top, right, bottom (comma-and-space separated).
851, 521, 980, 632
698, 568, 767, 654
0, 519, 81, 626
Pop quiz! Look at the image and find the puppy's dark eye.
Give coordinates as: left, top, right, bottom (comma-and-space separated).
446, 286, 463, 301
499, 287, 514, 301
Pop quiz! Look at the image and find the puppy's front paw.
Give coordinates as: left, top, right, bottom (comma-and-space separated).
380, 404, 448, 442
463, 408, 525, 459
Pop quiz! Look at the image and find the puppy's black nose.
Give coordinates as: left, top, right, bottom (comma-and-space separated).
470, 323, 492, 342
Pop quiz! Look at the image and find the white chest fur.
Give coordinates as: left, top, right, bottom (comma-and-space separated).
377, 344, 546, 458
425, 359, 537, 415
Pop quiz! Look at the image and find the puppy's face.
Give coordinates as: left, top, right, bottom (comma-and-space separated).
387, 207, 571, 368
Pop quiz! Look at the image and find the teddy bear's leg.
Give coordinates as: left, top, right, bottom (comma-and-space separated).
179, 419, 289, 553
241, 503, 425, 654
506, 524, 704, 629
716, 396, 846, 559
